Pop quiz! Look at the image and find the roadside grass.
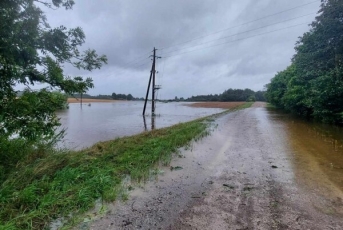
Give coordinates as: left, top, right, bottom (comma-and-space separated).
265, 103, 276, 109
213, 101, 254, 117
236, 101, 254, 110
0, 102, 252, 229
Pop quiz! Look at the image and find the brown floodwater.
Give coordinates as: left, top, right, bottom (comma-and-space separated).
267, 108, 343, 201
56, 101, 223, 150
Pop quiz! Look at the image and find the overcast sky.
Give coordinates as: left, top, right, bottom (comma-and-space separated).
43, 0, 321, 99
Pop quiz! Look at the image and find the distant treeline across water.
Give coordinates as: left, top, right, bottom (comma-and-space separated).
72, 88, 266, 102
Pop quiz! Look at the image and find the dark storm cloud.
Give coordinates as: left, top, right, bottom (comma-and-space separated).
42, 0, 321, 98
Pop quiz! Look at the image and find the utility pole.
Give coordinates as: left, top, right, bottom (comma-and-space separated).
142, 63, 153, 116
143, 47, 161, 116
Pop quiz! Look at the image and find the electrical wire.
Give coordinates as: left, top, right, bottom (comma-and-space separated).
110, 0, 320, 76
109, 0, 320, 82
164, 22, 309, 58
118, 50, 152, 69
159, 0, 320, 51
161, 12, 316, 56
114, 58, 151, 77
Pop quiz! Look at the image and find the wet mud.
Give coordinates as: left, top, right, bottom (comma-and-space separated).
87, 102, 343, 230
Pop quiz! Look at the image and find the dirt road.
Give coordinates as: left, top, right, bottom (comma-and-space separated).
89, 102, 343, 229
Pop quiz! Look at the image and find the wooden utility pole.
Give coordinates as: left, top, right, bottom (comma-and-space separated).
151, 48, 157, 116
142, 63, 153, 115
143, 47, 161, 116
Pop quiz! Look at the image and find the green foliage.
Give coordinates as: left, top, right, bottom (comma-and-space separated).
0, 0, 107, 141
265, 65, 295, 109
186, 89, 266, 102
266, 0, 343, 124
70, 92, 137, 101
0, 136, 57, 184
111, 92, 135, 100
51, 91, 69, 110
221, 88, 255, 102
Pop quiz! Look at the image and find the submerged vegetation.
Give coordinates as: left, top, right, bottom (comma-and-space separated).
265, 0, 343, 124
0, 102, 252, 229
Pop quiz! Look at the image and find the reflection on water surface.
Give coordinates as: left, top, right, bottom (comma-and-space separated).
56, 101, 223, 150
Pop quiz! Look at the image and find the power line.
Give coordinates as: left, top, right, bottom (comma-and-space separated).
114, 58, 151, 77
118, 50, 152, 69
162, 12, 316, 56
160, 0, 320, 51
110, 0, 320, 75
111, 0, 320, 78
117, 56, 150, 71
164, 22, 309, 58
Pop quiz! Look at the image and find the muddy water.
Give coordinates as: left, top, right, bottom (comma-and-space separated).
268, 108, 343, 213
56, 101, 223, 150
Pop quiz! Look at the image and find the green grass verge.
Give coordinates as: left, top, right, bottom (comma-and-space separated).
0, 102, 252, 229
214, 101, 254, 117
265, 103, 276, 109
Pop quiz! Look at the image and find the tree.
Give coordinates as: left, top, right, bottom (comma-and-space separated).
111, 92, 117, 99
127, 94, 133, 100
265, 65, 294, 109
255, 91, 266, 101
0, 0, 107, 141
292, 0, 343, 121
266, 0, 343, 123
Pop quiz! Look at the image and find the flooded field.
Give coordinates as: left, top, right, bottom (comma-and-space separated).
56, 101, 223, 149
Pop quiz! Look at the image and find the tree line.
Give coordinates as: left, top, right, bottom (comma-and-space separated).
72, 93, 138, 100
186, 88, 266, 102
265, 0, 343, 124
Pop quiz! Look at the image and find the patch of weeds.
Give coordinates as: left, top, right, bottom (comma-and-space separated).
150, 168, 164, 176
127, 185, 135, 191
223, 184, 235, 189
271, 201, 279, 208
266, 103, 276, 109
170, 166, 183, 171
177, 153, 185, 158
184, 143, 191, 150
243, 186, 254, 191
242, 186, 255, 196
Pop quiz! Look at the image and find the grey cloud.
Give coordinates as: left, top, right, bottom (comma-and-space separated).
41, 0, 321, 98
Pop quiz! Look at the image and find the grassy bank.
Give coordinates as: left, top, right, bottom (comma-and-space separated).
0, 102, 252, 229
